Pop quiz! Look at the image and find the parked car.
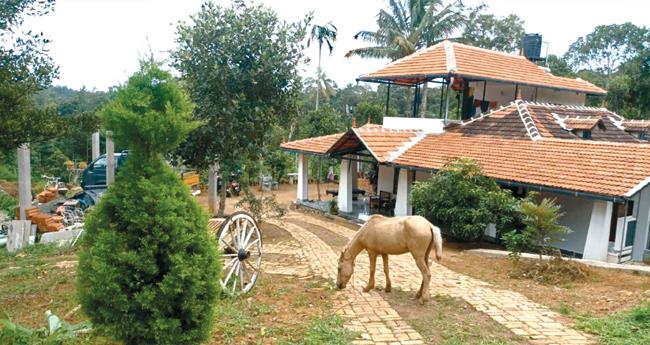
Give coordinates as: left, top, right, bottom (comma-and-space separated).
80, 152, 129, 189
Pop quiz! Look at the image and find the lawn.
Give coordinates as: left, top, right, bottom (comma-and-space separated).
0, 243, 354, 345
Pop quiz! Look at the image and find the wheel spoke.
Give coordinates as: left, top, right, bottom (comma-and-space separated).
220, 237, 237, 253
231, 264, 240, 293
239, 262, 245, 290
245, 238, 260, 251
223, 257, 237, 271
242, 221, 254, 247
244, 259, 259, 274
224, 260, 239, 286
222, 253, 238, 257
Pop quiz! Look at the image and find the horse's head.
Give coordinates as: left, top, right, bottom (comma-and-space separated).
336, 250, 354, 289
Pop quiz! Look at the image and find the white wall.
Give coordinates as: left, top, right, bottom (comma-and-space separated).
469, 81, 586, 108
540, 192, 594, 255
583, 200, 614, 261
632, 185, 650, 261
383, 117, 445, 133
377, 165, 395, 194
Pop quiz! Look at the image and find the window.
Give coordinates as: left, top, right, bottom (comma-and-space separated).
93, 157, 106, 169
639, 132, 647, 140
582, 130, 592, 139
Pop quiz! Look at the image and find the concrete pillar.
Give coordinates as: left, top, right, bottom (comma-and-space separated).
17, 144, 32, 220
208, 163, 219, 215
377, 165, 395, 194
351, 159, 358, 191
338, 159, 353, 213
583, 200, 613, 261
632, 187, 650, 261
395, 169, 412, 216
91, 131, 100, 161
297, 154, 309, 201
105, 131, 115, 186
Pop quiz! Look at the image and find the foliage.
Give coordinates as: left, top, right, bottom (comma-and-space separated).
0, 312, 91, 345
307, 21, 337, 110
565, 23, 649, 84
545, 54, 576, 78
576, 302, 650, 345
411, 158, 517, 242
299, 105, 347, 138
304, 69, 338, 108
354, 101, 394, 125
461, 6, 525, 52
509, 256, 589, 285
0, 190, 17, 219
518, 193, 571, 259
235, 191, 285, 223
501, 230, 533, 260
77, 62, 220, 345
328, 199, 339, 215
606, 51, 650, 119
0, 0, 62, 150
346, 0, 464, 60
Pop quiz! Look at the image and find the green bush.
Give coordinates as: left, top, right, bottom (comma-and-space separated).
0, 191, 17, 219
518, 193, 570, 259
235, 191, 285, 223
77, 62, 220, 345
411, 158, 517, 242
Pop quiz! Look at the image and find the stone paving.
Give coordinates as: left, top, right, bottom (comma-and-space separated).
267, 218, 425, 345
283, 212, 594, 345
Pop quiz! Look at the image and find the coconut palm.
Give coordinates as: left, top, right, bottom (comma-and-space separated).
308, 22, 337, 110
304, 68, 338, 105
346, 0, 465, 116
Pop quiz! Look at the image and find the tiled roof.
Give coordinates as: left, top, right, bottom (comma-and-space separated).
359, 40, 605, 95
562, 118, 604, 131
327, 124, 421, 163
280, 132, 344, 154
394, 133, 650, 198
624, 120, 650, 132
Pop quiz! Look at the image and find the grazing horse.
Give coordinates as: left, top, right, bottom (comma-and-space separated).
335, 215, 443, 304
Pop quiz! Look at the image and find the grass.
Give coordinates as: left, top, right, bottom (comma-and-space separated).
280, 315, 355, 345
575, 302, 650, 345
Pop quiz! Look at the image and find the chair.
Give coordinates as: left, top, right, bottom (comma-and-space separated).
379, 191, 393, 215
262, 175, 279, 191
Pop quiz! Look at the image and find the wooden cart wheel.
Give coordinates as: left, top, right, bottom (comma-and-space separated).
217, 211, 262, 294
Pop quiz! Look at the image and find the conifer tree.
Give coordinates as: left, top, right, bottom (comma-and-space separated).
77, 61, 220, 345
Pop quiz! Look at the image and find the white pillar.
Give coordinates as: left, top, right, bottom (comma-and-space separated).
632, 187, 650, 261
17, 144, 32, 220
377, 165, 395, 194
297, 154, 309, 201
583, 200, 613, 261
105, 131, 115, 186
91, 131, 100, 161
395, 169, 412, 216
338, 159, 353, 213
207, 163, 219, 215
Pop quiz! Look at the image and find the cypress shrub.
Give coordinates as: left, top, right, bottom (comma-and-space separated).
77, 62, 220, 345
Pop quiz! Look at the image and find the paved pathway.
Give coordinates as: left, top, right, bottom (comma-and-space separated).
282, 212, 594, 345
266, 218, 425, 345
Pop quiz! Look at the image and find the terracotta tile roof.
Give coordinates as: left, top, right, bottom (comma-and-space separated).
359, 41, 605, 95
327, 123, 421, 163
394, 133, 650, 198
280, 132, 344, 155
561, 118, 604, 131
624, 120, 650, 132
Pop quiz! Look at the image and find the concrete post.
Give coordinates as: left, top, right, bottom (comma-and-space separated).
297, 154, 309, 201
395, 169, 412, 216
91, 131, 100, 161
632, 187, 650, 261
583, 200, 613, 261
17, 144, 32, 220
338, 160, 353, 213
105, 131, 115, 186
207, 163, 219, 215
350, 158, 358, 191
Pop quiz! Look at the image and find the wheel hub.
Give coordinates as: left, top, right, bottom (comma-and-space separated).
237, 248, 250, 261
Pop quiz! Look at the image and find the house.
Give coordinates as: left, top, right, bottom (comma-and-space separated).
281, 40, 650, 263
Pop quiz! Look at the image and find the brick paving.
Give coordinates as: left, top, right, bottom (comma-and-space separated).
266, 218, 425, 345
283, 212, 594, 345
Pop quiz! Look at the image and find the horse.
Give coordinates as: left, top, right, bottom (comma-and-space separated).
335, 215, 443, 304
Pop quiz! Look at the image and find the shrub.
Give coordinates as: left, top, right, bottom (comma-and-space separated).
235, 191, 285, 223
0, 191, 17, 219
519, 192, 571, 259
77, 62, 220, 345
328, 199, 339, 215
411, 158, 517, 242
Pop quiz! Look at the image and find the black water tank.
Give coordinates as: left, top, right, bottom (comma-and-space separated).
522, 34, 542, 61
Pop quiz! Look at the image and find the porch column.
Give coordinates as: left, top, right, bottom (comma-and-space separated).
91, 131, 100, 161
395, 168, 412, 216
106, 131, 115, 186
338, 159, 353, 213
297, 154, 309, 201
632, 187, 650, 261
583, 200, 613, 261
351, 158, 358, 191
17, 144, 32, 220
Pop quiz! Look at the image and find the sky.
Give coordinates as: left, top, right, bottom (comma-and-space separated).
25, 0, 650, 91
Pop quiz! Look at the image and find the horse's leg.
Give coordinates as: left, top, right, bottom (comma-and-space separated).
364, 251, 377, 292
381, 254, 391, 292
414, 256, 431, 305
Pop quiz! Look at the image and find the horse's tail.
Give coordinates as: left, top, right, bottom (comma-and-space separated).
429, 223, 443, 262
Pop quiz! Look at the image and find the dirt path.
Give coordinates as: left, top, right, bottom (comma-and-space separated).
275, 211, 594, 345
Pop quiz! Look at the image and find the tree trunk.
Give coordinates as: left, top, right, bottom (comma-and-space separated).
258, 149, 265, 191
419, 82, 429, 118
218, 179, 227, 217
207, 162, 219, 216
316, 46, 321, 111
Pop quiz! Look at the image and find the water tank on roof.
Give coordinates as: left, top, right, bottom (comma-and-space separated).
522, 34, 542, 61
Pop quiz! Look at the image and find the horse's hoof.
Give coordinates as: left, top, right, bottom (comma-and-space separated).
385, 287, 391, 293
362, 287, 372, 293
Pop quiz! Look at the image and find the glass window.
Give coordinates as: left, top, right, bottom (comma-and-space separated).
93, 157, 106, 168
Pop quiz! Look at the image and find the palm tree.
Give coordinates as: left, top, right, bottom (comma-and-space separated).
308, 22, 337, 110
346, 0, 465, 117
304, 68, 338, 105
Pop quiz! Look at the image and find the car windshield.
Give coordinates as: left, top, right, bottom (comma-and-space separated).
93, 157, 107, 168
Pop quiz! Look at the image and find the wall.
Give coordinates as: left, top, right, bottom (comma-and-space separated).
468, 81, 587, 109
377, 165, 395, 194
539, 192, 593, 255
632, 185, 650, 261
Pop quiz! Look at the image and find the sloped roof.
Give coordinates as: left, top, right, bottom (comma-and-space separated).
394, 133, 650, 198
345, 124, 421, 163
280, 133, 344, 155
624, 120, 650, 132
562, 118, 604, 131
359, 40, 606, 95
